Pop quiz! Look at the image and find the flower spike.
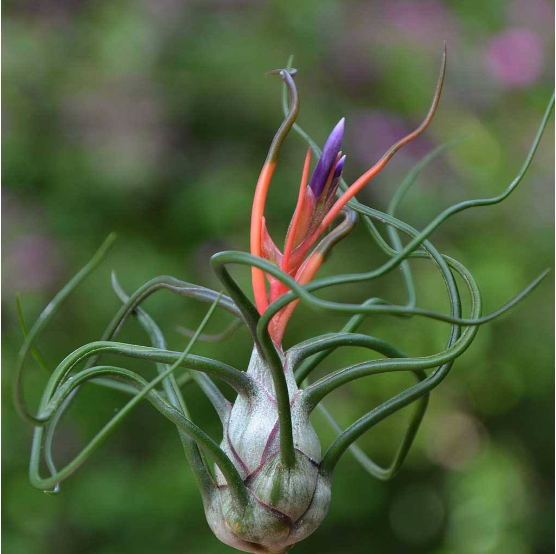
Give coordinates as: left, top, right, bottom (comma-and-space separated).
308, 118, 345, 198
253, 46, 447, 345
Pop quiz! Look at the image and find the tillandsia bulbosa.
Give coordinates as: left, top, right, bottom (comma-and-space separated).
14, 47, 554, 554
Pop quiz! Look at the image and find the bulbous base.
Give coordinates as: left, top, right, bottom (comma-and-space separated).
205, 472, 331, 554
203, 347, 332, 553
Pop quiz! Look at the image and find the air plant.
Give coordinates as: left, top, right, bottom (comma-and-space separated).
15, 48, 554, 554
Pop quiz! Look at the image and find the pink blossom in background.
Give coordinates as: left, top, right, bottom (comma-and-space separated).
384, 0, 459, 47
485, 28, 543, 88
351, 109, 431, 168
5, 235, 65, 293
3, 190, 66, 294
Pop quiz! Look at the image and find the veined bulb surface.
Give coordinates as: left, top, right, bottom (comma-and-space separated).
205, 348, 331, 553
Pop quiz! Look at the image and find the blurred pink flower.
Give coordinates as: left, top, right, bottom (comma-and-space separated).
351, 109, 431, 167
486, 28, 543, 88
384, 0, 458, 47
5, 235, 65, 293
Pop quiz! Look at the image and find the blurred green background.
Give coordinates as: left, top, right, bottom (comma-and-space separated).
3, 1, 554, 553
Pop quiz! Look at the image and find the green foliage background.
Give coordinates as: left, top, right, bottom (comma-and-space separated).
3, 1, 554, 553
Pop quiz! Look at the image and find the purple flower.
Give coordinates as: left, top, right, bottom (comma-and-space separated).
486, 28, 543, 88
308, 118, 344, 198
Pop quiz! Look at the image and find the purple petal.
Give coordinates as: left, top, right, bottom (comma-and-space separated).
326, 155, 346, 200
333, 154, 345, 179
308, 118, 344, 198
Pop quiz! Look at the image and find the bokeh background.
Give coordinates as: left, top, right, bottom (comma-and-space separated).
3, 1, 554, 553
